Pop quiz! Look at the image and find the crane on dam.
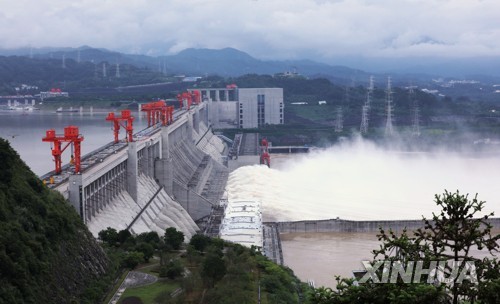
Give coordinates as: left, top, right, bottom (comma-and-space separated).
105, 109, 134, 143
140, 100, 174, 128
42, 126, 84, 174
260, 137, 271, 167
176, 90, 201, 110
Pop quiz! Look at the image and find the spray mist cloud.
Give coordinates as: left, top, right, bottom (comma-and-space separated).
225, 139, 500, 222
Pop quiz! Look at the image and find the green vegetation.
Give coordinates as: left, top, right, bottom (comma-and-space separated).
164, 227, 185, 250
0, 138, 109, 303
308, 191, 500, 304
182, 237, 308, 304
101, 227, 309, 304
0, 56, 171, 95
120, 281, 180, 304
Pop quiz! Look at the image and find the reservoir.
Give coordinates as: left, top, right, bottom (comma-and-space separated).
0, 110, 148, 175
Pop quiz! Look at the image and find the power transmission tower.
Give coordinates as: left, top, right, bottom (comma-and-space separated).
385, 77, 394, 136
336, 86, 349, 133
409, 85, 420, 136
102, 62, 107, 78
360, 105, 369, 134
335, 106, 343, 133
360, 76, 374, 134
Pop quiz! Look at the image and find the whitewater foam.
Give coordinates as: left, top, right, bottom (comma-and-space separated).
226, 140, 500, 221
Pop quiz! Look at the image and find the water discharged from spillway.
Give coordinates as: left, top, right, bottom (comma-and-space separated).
88, 174, 198, 239
225, 139, 500, 222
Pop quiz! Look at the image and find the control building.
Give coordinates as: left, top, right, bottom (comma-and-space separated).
192, 87, 284, 129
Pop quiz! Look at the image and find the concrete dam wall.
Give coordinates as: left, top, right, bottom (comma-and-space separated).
168, 121, 228, 222
274, 217, 500, 234
52, 103, 228, 240
87, 174, 198, 238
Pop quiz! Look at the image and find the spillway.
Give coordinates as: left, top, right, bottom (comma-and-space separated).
45, 101, 229, 240
226, 139, 500, 222
87, 174, 199, 238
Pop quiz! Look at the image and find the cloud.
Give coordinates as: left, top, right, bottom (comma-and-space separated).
1, 0, 499, 60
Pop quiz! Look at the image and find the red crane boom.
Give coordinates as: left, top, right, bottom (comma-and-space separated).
42, 126, 84, 174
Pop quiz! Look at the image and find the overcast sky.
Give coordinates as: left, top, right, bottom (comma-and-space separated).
1, 0, 499, 61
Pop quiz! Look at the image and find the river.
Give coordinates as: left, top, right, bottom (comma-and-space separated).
0, 109, 148, 176
280, 232, 379, 287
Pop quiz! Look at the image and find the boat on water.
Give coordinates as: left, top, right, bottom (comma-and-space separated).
7, 106, 40, 111
23, 106, 40, 111
8, 105, 26, 111
56, 107, 79, 113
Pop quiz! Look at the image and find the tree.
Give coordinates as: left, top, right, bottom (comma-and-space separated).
117, 229, 132, 244
414, 190, 500, 303
135, 242, 155, 263
136, 231, 161, 248
164, 227, 184, 251
309, 190, 500, 304
310, 286, 335, 304
98, 227, 118, 246
189, 233, 211, 252
121, 251, 144, 269
159, 259, 184, 279
201, 253, 226, 287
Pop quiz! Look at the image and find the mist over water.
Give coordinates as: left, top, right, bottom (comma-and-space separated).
226, 139, 500, 221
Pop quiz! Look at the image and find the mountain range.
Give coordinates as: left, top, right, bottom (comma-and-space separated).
1, 46, 500, 82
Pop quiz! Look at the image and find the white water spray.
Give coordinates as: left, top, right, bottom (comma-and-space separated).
226, 140, 500, 222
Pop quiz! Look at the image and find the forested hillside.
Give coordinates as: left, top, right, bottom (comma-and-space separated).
0, 138, 109, 303
0, 55, 168, 95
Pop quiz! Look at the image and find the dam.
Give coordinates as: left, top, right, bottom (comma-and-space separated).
41, 101, 228, 239
36, 97, 500, 279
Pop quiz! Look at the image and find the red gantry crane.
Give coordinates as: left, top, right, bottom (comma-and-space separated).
141, 100, 165, 127
176, 92, 192, 110
176, 90, 201, 110
162, 105, 174, 126
260, 137, 270, 167
105, 109, 135, 143
191, 90, 201, 105
42, 126, 84, 174
140, 100, 175, 128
